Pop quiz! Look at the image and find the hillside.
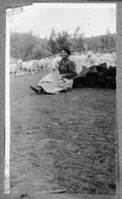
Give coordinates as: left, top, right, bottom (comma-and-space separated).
10, 32, 116, 60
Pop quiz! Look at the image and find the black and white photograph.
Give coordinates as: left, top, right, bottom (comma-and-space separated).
5, 3, 117, 198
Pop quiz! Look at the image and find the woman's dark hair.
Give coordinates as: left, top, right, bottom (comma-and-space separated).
60, 46, 71, 55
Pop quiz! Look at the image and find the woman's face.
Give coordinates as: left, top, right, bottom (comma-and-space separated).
60, 50, 69, 59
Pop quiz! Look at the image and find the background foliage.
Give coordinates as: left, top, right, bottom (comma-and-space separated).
10, 27, 116, 61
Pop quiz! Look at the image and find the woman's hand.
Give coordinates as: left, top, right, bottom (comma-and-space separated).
59, 75, 66, 82
61, 74, 66, 78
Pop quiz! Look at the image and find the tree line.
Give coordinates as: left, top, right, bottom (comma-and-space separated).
10, 27, 116, 61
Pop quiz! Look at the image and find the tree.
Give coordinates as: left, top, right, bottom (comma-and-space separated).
99, 35, 105, 51
47, 37, 58, 54
47, 29, 71, 54
10, 32, 50, 61
47, 29, 57, 54
56, 30, 71, 49
106, 27, 111, 35
71, 27, 85, 52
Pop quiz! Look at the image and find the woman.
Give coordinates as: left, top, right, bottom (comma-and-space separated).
30, 46, 77, 94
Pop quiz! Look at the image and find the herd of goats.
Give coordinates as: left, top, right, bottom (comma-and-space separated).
10, 51, 116, 88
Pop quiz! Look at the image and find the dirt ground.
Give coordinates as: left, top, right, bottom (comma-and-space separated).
10, 70, 116, 198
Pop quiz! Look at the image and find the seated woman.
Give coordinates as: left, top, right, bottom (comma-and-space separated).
30, 46, 77, 94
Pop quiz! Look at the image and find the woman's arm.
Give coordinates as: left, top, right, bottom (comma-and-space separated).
62, 61, 77, 79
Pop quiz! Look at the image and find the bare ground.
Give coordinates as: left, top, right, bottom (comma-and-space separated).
10, 70, 116, 198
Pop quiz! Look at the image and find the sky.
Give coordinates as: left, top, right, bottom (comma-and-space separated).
8, 3, 116, 39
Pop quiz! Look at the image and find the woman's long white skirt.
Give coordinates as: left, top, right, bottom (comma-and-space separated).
38, 69, 73, 94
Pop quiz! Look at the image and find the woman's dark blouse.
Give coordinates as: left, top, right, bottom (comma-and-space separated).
58, 58, 77, 79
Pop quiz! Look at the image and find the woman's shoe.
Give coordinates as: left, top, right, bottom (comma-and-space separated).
30, 85, 41, 94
